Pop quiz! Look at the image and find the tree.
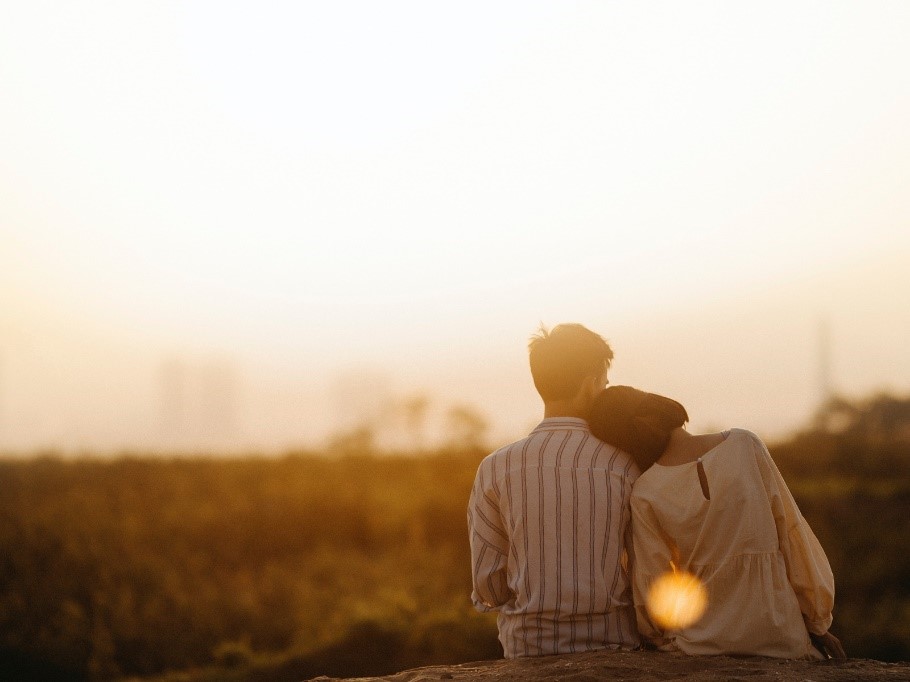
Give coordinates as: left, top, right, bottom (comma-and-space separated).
444, 405, 488, 451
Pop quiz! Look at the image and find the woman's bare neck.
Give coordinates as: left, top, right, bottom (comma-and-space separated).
657, 428, 728, 466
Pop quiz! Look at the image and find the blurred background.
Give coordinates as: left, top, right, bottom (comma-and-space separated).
1, 1, 909, 680
3, 1, 910, 454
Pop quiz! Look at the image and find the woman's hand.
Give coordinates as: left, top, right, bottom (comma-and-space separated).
810, 631, 847, 660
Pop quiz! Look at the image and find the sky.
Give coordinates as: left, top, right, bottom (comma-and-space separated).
2, 1, 910, 453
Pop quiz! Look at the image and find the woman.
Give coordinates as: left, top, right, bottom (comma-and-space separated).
588, 386, 846, 660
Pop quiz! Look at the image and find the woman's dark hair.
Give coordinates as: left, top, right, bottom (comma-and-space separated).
588, 385, 689, 471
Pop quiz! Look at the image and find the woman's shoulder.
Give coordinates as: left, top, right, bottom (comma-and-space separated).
630, 465, 662, 497
725, 427, 765, 447
630, 474, 659, 511
721, 429, 776, 472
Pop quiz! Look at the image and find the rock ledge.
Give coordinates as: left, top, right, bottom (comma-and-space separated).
308, 650, 909, 682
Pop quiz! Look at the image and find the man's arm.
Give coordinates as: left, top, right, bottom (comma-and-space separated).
468, 461, 511, 611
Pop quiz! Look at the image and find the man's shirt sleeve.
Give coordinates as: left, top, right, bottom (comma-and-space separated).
467, 458, 511, 612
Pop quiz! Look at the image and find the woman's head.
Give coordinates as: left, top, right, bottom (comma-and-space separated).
588, 386, 689, 471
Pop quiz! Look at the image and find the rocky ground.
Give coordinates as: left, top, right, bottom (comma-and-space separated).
307, 650, 910, 682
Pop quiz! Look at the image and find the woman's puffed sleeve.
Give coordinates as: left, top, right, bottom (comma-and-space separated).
752, 433, 835, 635
631, 492, 677, 647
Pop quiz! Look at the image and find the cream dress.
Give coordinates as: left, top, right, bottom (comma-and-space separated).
630, 428, 834, 659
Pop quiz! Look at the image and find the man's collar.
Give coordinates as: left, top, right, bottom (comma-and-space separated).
531, 417, 591, 433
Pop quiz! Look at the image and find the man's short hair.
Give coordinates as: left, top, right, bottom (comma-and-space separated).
528, 324, 614, 401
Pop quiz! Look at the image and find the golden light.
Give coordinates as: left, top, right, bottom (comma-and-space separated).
646, 570, 708, 630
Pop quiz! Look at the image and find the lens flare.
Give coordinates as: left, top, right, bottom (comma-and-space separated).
646, 570, 707, 630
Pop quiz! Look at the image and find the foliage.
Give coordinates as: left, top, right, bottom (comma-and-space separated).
0, 394, 908, 680
765, 392, 910, 662
0, 449, 498, 681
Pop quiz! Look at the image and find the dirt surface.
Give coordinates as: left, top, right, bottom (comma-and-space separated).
306, 650, 910, 682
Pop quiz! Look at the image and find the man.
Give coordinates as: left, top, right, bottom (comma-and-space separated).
468, 323, 640, 657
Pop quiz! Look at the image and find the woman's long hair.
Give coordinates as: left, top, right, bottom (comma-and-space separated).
588, 386, 689, 471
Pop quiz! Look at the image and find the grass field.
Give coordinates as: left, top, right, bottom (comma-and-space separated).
1, 394, 908, 680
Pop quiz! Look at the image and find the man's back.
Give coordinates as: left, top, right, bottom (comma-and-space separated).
468, 417, 641, 657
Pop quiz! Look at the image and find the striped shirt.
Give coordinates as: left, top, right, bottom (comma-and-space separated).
468, 417, 641, 658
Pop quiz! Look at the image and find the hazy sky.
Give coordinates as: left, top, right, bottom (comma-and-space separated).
2, 2, 910, 453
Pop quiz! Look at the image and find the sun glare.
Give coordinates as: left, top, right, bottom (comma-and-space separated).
646, 570, 708, 631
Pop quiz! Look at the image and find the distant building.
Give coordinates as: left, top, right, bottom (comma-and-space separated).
158, 358, 188, 447
158, 357, 240, 451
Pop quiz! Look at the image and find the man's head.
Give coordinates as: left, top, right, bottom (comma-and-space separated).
528, 324, 613, 414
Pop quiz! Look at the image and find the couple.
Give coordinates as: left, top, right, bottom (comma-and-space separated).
467, 323, 845, 661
